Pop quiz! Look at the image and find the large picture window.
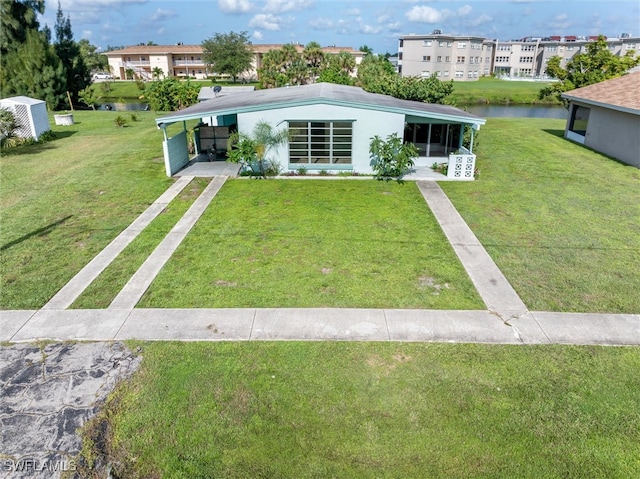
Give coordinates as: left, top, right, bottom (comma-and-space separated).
288, 121, 353, 166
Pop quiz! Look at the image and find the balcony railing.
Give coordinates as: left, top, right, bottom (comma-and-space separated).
121, 60, 150, 67
173, 60, 205, 66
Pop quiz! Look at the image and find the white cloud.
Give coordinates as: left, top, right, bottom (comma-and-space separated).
309, 17, 334, 30
470, 14, 492, 26
360, 24, 383, 35
249, 13, 282, 30
252, 30, 263, 40
218, 0, 253, 14
377, 14, 391, 24
151, 8, 176, 22
457, 5, 472, 17
264, 0, 313, 14
405, 5, 444, 23
157, 27, 165, 35
387, 21, 402, 32
345, 8, 360, 16
81, 29, 92, 39
550, 13, 571, 30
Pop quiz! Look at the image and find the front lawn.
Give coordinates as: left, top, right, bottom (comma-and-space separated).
81, 342, 640, 479
0, 111, 170, 309
441, 118, 640, 313
138, 180, 484, 309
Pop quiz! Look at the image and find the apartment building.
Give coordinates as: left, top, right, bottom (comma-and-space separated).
105, 44, 364, 81
494, 34, 640, 78
397, 32, 494, 81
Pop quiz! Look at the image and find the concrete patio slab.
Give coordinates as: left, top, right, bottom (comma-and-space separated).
174, 159, 241, 177
251, 308, 389, 340
385, 309, 523, 344
116, 308, 255, 340
531, 312, 640, 345
0, 310, 37, 342
10, 309, 130, 342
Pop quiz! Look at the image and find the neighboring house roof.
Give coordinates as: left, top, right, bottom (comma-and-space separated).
0, 96, 46, 106
198, 86, 256, 101
105, 44, 362, 57
561, 72, 640, 115
157, 82, 485, 127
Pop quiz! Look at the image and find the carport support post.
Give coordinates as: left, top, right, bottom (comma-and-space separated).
469, 125, 476, 154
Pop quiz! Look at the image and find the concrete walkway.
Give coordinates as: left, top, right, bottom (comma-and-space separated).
2, 177, 639, 346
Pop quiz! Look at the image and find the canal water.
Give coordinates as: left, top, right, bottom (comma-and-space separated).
464, 105, 566, 119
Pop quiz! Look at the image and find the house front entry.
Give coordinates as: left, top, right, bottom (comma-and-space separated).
404, 123, 462, 158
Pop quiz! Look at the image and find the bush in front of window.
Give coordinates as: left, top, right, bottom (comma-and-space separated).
369, 133, 418, 184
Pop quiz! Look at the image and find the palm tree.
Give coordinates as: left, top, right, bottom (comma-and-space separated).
303, 41, 326, 83
152, 66, 164, 80
228, 121, 290, 178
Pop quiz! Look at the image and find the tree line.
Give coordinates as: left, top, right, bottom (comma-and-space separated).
1, 0, 108, 110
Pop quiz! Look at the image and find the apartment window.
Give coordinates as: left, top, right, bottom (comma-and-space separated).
422, 55, 431, 62
423, 40, 432, 47
458, 42, 467, 48
456, 56, 466, 63
455, 71, 464, 78
444, 71, 450, 76
288, 121, 353, 166
519, 57, 534, 63
625, 43, 636, 49
439, 41, 446, 47
437, 56, 442, 62
486, 56, 491, 63
468, 71, 473, 78
569, 106, 590, 136
498, 45, 511, 51
546, 46, 557, 52
522, 45, 536, 51
436, 71, 441, 77
141, 57, 146, 61
567, 46, 574, 51
399, 39, 404, 47
421, 71, 431, 77
445, 56, 450, 62
496, 56, 509, 62
520, 68, 532, 76
447, 42, 452, 47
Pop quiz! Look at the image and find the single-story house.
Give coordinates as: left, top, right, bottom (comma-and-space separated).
0, 96, 50, 141
155, 82, 486, 177
561, 71, 640, 168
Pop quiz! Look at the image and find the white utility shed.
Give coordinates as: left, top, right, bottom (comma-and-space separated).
0, 96, 51, 141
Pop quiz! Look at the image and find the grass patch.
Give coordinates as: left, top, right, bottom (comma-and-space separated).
0, 111, 171, 309
450, 77, 558, 105
138, 180, 483, 309
441, 118, 640, 313
80, 342, 640, 478
71, 178, 210, 309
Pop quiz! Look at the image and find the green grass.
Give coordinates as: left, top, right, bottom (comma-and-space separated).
81, 342, 640, 478
0, 110, 172, 309
101, 79, 257, 101
449, 77, 558, 105
70, 178, 211, 309
138, 180, 484, 309
441, 118, 640, 313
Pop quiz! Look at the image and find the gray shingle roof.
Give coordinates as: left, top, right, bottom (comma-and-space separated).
156, 82, 484, 126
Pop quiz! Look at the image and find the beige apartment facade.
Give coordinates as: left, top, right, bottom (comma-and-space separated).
105, 44, 364, 81
397, 33, 494, 81
493, 35, 640, 79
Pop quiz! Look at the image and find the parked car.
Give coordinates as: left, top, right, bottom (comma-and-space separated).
93, 72, 113, 80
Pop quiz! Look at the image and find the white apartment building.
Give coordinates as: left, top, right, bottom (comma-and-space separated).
493, 34, 640, 79
105, 44, 364, 81
397, 32, 494, 81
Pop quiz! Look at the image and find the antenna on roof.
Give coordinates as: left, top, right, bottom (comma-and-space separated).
213, 85, 222, 97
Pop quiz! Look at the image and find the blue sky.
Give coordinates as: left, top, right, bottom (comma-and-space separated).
41, 0, 640, 53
